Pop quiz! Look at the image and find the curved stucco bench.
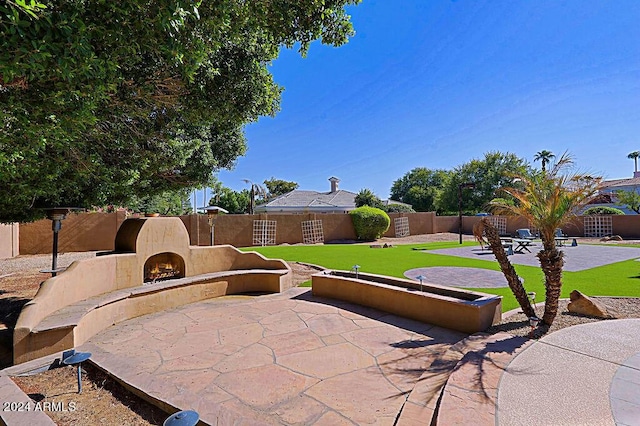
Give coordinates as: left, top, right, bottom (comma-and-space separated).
14, 217, 294, 365
19, 269, 289, 365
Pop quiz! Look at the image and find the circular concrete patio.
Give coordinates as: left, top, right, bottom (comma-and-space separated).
404, 266, 511, 288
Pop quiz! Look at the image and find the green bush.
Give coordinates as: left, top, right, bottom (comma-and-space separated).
582, 206, 625, 215
350, 206, 390, 240
384, 204, 415, 213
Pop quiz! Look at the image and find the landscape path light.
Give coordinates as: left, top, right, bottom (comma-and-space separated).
62, 350, 91, 394
528, 316, 540, 338
164, 410, 200, 426
458, 182, 476, 244
415, 274, 426, 292
351, 264, 360, 279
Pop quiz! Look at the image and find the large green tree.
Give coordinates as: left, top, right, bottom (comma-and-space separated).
615, 189, 640, 214
0, 0, 360, 222
212, 187, 250, 214
354, 188, 384, 209
390, 168, 451, 212
263, 177, 299, 199
437, 151, 532, 214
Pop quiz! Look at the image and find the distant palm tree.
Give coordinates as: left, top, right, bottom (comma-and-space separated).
534, 150, 555, 172
628, 151, 640, 173
242, 179, 267, 215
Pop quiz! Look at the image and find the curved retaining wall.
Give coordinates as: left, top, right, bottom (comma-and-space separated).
14, 217, 293, 364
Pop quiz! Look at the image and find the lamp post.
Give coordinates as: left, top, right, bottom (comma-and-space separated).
458, 182, 476, 244
39, 207, 81, 277
203, 206, 228, 246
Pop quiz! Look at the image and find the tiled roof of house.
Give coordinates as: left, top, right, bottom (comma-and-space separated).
261, 190, 358, 209
601, 177, 640, 189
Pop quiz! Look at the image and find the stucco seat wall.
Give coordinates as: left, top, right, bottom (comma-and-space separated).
14, 217, 293, 364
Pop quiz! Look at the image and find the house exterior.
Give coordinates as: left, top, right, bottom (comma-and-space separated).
582, 176, 640, 214
254, 177, 408, 214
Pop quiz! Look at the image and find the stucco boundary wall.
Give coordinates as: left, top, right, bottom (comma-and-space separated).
16, 212, 640, 255
0, 222, 19, 259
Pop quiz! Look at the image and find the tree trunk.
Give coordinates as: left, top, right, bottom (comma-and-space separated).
481, 219, 536, 318
538, 238, 565, 325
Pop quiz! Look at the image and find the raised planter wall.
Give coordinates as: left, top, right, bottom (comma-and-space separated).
312, 271, 502, 334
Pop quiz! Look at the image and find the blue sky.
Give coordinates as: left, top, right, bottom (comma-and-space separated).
206, 0, 640, 206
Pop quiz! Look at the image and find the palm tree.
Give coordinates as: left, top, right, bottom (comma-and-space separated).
628, 151, 640, 174
474, 218, 537, 319
242, 179, 267, 215
489, 153, 601, 326
534, 150, 555, 172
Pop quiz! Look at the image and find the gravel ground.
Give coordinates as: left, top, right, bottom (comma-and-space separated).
487, 297, 640, 339
0, 251, 97, 276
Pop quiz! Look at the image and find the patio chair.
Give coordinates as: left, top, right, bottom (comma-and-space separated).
515, 229, 536, 240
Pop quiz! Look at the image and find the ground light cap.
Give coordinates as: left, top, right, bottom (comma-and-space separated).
163, 410, 200, 426
62, 352, 91, 365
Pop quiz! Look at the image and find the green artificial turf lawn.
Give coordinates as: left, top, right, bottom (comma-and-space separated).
242, 242, 640, 312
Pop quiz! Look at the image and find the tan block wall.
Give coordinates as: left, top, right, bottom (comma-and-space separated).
20, 212, 640, 255
20, 212, 127, 255
0, 222, 19, 259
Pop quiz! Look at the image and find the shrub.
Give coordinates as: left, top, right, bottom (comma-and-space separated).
350, 206, 390, 240
582, 206, 625, 215
384, 204, 415, 213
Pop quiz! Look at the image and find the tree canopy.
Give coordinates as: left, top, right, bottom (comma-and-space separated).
263, 177, 298, 199
211, 187, 250, 214
0, 0, 360, 222
437, 151, 532, 214
614, 188, 640, 214
354, 188, 383, 209
390, 168, 450, 212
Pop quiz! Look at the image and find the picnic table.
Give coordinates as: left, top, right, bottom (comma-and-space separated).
555, 236, 570, 247
500, 237, 536, 254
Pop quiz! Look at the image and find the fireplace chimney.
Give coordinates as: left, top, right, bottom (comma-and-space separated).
329, 177, 340, 193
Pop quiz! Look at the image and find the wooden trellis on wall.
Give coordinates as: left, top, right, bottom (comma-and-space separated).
252, 220, 277, 246
301, 220, 324, 244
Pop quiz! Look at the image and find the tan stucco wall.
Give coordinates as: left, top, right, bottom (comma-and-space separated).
14, 217, 293, 364
0, 222, 19, 259
20, 212, 640, 255
20, 211, 127, 254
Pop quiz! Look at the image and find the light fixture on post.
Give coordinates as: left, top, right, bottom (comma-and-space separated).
458, 182, 476, 244
415, 274, 426, 292
39, 207, 82, 277
203, 206, 228, 246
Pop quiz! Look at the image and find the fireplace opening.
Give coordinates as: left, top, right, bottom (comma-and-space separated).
144, 252, 185, 283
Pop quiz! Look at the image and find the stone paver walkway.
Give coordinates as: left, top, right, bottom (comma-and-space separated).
79, 288, 467, 425
429, 244, 640, 271
404, 266, 510, 288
